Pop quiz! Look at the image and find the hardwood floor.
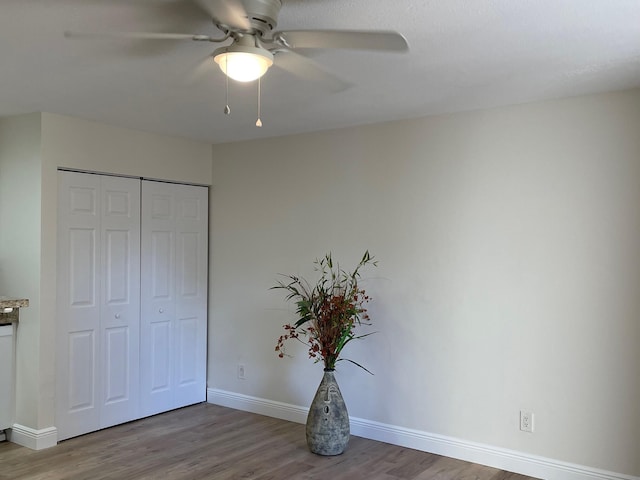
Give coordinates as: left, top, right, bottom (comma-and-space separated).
0, 404, 539, 480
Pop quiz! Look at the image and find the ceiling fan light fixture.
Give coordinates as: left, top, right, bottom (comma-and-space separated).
214, 45, 274, 82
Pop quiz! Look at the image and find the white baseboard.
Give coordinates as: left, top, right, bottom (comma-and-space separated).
209, 388, 309, 425
207, 388, 638, 480
9, 424, 58, 450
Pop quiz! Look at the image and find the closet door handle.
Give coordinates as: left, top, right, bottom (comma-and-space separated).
115, 314, 121, 319
159, 308, 164, 314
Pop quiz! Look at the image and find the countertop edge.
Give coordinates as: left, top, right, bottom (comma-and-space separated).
0, 297, 29, 309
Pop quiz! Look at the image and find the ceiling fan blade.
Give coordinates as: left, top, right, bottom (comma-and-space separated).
274, 50, 352, 93
64, 31, 215, 41
194, 0, 251, 31
273, 30, 409, 52
184, 54, 218, 86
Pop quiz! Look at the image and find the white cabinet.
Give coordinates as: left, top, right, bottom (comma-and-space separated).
56, 172, 208, 441
0, 324, 15, 431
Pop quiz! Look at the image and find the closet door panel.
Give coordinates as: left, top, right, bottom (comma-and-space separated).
174, 186, 208, 407
67, 331, 97, 411
69, 228, 97, 308
150, 231, 174, 301
103, 326, 129, 404
177, 232, 199, 297
141, 182, 177, 416
176, 316, 198, 381
57, 172, 141, 440
149, 320, 172, 390
141, 181, 208, 415
57, 172, 102, 440
104, 230, 129, 303
100, 176, 140, 427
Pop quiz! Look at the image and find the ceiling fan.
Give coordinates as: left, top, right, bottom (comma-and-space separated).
66, 0, 409, 124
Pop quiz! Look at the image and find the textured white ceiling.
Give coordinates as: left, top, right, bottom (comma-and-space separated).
1, 0, 639, 144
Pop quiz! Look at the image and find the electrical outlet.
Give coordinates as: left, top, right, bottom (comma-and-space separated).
520, 410, 534, 433
237, 364, 246, 380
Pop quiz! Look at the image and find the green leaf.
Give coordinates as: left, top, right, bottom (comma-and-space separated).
338, 358, 374, 375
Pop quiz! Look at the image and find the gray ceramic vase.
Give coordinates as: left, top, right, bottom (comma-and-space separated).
306, 369, 350, 455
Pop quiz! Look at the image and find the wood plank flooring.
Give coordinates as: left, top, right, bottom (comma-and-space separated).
0, 404, 539, 480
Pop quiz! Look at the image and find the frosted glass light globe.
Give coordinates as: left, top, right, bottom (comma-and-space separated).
214, 47, 274, 82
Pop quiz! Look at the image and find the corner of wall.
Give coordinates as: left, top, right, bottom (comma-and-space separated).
9, 424, 58, 450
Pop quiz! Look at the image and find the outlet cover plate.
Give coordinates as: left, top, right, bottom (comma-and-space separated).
520, 410, 534, 432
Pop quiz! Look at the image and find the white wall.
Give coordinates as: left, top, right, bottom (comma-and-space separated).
0, 114, 44, 429
210, 89, 640, 477
40, 113, 213, 184
1, 112, 212, 435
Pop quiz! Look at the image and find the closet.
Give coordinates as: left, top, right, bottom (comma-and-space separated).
56, 171, 208, 441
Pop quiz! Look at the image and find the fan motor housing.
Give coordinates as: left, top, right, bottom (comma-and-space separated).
242, 0, 282, 35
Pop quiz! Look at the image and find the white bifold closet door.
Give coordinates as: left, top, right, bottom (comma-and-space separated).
56, 171, 141, 441
57, 172, 208, 441
140, 180, 208, 417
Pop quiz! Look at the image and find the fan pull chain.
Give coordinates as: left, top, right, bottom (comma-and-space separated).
256, 77, 263, 127
224, 55, 230, 115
